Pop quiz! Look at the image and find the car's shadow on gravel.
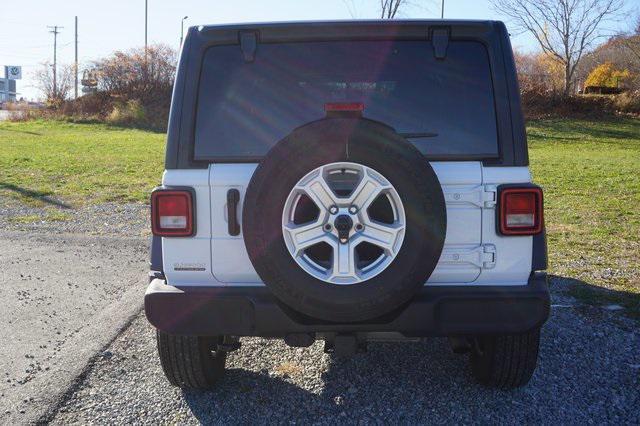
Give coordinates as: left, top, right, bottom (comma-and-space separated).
181, 332, 564, 423
179, 276, 639, 423
182, 338, 480, 423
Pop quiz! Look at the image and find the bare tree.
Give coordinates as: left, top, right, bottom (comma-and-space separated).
492, 0, 624, 95
343, 0, 432, 19
380, 0, 405, 18
33, 62, 74, 103
621, 16, 640, 61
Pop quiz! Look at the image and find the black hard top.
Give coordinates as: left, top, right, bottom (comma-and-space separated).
165, 20, 528, 169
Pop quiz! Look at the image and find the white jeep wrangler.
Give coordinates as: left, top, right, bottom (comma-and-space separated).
146, 20, 549, 390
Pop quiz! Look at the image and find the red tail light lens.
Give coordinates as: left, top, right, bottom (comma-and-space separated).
499, 187, 543, 235
151, 190, 194, 237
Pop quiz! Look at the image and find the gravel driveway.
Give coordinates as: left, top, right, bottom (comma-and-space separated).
1, 199, 638, 424
48, 278, 639, 425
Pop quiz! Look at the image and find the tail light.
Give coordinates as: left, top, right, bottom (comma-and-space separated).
151, 189, 194, 237
498, 186, 543, 235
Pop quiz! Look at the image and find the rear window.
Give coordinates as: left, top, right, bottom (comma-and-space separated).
194, 40, 498, 160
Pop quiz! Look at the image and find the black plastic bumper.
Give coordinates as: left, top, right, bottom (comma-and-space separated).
145, 272, 549, 337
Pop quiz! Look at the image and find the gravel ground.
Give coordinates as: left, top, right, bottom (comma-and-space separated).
2, 198, 637, 424
49, 277, 639, 425
0, 197, 149, 237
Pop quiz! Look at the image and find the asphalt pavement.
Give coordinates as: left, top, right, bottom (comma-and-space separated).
0, 231, 148, 424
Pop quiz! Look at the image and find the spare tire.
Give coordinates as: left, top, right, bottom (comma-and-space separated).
243, 118, 446, 322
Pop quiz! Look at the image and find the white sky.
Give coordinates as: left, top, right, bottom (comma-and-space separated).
1, 0, 637, 100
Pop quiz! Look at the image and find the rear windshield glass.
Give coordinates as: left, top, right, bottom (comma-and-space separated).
194, 40, 498, 160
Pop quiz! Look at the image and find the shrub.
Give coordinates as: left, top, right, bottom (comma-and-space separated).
106, 100, 147, 127
93, 44, 176, 108
61, 92, 114, 118
614, 90, 640, 114
520, 92, 616, 120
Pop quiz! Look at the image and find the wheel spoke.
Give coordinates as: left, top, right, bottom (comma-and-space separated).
328, 241, 357, 281
283, 221, 329, 256
297, 173, 335, 210
358, 221, 404, 254
348, 173, 389, 210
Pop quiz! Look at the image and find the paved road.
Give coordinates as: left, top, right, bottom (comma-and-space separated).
48, 278, 640, 425
0, 231, 148, 424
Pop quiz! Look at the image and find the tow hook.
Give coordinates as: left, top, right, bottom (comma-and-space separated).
324, 334, 367, 357
217, 336, 241, 352
448, 336, 472, 354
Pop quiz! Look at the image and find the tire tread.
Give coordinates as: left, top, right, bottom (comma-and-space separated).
156, 330, 226, 389
471, 328, 540, 389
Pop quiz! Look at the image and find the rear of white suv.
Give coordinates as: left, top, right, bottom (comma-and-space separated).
146, 20, 549, 390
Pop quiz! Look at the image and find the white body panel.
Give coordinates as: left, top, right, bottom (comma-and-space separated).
162, 162, 533, 287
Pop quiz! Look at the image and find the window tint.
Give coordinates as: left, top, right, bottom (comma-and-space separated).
194, 40, 498, 159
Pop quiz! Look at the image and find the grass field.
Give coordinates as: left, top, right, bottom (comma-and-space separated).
0, 120, 165, 205
527, 118, 640, 314
1, 117, 638, 313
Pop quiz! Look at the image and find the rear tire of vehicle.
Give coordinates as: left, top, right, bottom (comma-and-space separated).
156, 330, 226, 389
470, 328, 541, 389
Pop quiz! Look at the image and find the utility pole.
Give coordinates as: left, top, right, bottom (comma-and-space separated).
144, 0, 148, 59
74, 16, 78, 99
144, 0, 149, 81
441, 0, 445, 18
47, 25, 62, 98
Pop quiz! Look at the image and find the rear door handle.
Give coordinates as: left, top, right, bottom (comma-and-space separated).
227, 189, 241, 236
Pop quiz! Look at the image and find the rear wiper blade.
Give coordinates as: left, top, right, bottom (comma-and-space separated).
400, 132, 438, 138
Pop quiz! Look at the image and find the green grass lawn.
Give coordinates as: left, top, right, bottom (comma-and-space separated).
528, 118, 640, 314
0, 120, 165, 205
1, 117, 638, 313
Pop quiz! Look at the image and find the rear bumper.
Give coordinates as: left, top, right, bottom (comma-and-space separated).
145, 272, 550, 337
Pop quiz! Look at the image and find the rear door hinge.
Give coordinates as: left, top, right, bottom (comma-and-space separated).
444, 185, 496, 209
483, 185, 497, 208
440, 244, 496, 269
481, 244, 496, 269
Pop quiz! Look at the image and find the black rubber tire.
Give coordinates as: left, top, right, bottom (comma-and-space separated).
470, 328, 541, 389
156, 330, 226, 389
243, 117, 446, 322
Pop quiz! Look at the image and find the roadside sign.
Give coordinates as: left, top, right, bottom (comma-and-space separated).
5, 66, 22, 80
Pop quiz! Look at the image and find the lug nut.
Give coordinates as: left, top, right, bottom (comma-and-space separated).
329, 205, 338, 214
355, 224, 364, 232
324, 224, 332, 232
348, 206, 358, 214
